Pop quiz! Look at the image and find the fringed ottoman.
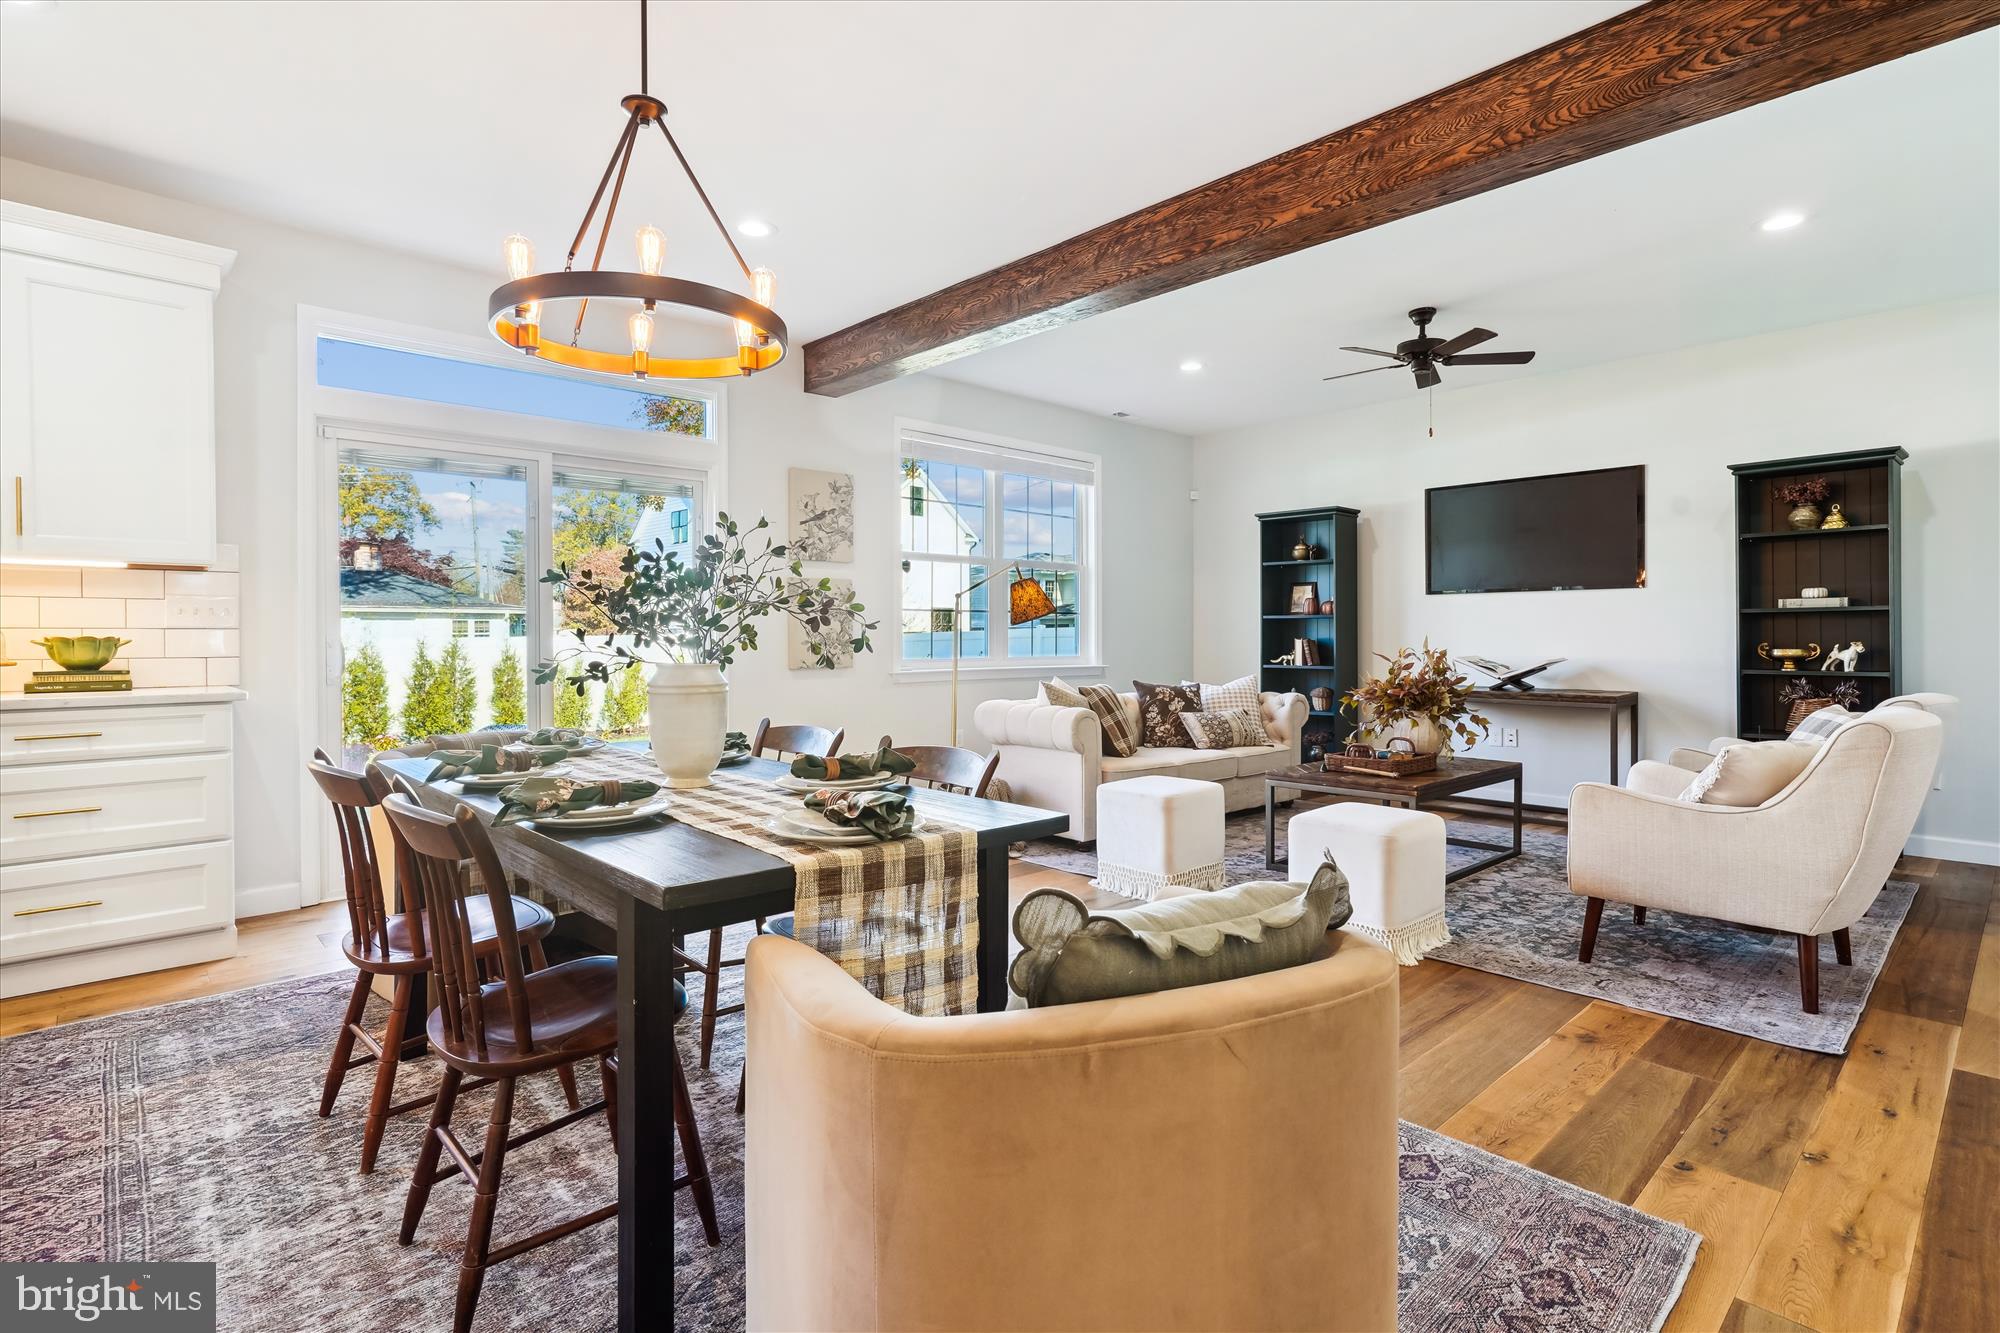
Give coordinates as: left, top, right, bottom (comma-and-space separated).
1287, 803, 1448, 964
1095, 776, 1225, 901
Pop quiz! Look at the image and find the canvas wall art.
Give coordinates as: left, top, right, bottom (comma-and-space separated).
787, 576, 859, 670
789, 467, 854, 562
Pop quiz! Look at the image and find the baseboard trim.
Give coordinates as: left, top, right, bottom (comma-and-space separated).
1904, 833, 2000, 867
236, 881, 304, 920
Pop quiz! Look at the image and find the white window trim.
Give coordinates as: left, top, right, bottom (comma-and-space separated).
294, 305, 728, 907
889, 418, 1103, 681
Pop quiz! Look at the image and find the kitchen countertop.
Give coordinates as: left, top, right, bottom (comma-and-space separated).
0, 686, 247, 711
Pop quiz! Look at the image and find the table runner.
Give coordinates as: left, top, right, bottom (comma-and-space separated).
558, 749, 980, 1016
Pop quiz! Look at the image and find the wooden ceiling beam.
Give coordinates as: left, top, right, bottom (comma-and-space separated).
803, 0, 1999, 396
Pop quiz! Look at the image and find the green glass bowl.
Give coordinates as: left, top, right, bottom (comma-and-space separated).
33, 635, 131, 671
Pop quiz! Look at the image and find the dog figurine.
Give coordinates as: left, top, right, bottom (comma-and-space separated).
1820, 640, 1865, 672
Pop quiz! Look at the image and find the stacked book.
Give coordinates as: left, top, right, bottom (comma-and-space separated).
24, 669, 133, 694
1776, 595, 1850, 608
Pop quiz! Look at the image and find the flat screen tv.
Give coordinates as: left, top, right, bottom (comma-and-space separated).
1426, 465, 1644, 594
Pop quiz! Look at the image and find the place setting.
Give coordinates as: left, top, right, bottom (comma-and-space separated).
761, 745, 930, 845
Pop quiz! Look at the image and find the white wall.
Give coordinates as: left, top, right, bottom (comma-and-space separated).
1190, 297, 2000, 864
0, 156, 1194, 912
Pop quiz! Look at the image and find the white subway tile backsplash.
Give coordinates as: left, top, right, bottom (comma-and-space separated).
0, 567, 82, 598
163, 571, 239, 597
37, 597, 127, 627
81, 568, 165, 599
0, 597, 38, 628
124, 600, 169, 627
116, 629, 165, 658
164, 595, 239, 627
206, 658, 240, 687
128, 657, 207, 689
165, 628, 238, 657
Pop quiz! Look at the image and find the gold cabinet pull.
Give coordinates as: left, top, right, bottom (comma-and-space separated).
15, 732, 104, 742
14, 899, 103, 917
12, 806, 102, 820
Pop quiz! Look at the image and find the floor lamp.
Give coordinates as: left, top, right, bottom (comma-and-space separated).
951, 564, 1057, 746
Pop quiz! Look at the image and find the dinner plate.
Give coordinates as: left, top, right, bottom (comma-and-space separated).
560, 737, 607, 754
760, 813, 930, 845
455, 768, 560, 792
527, 799, 669, 831
715, 750, 754, 768
771, 771, 901, 794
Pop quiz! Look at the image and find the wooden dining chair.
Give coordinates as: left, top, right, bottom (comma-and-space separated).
307, 752, 570, 1174
602, 1027, 721, 1247
686, 718, 846, 1070
384, 794, 619, 1333
877, 736, 1000, 798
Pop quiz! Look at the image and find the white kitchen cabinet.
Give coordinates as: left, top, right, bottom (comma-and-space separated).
0, 201, 234, 567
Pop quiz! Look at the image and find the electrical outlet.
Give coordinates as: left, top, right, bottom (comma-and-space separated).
1502, 727, 1519, 747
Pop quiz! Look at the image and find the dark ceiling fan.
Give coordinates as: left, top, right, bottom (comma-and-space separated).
1325, 306, 1535, 390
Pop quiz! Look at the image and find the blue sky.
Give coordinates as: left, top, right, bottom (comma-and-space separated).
317, 337, 700, 433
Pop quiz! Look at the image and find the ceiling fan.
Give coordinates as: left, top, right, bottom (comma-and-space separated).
1325, 306, 1535, 390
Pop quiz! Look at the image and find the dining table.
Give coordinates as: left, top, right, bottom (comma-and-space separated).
376, 747, 1068, 1330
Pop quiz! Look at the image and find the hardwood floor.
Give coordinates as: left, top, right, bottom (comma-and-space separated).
3, 836, 1993, 1332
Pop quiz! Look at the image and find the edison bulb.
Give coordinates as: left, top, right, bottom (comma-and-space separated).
635, 225, 665, 276
628, 310, 655, 354
751, 266, 776, 310
502, 233, 535, 281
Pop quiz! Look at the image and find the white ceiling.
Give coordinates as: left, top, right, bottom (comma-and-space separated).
939, 31, 2000, 433
0, 0, 1633, 344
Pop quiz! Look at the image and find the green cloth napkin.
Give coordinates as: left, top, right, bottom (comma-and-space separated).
520, 727, 590, 747
426, 743, 568, 782
493, 774, 663, 826
790, 746, 916, 782
723, 730, 751, 755
804, 784, 917, 840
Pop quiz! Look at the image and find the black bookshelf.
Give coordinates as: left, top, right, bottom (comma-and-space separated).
1255, 506, 1359, 762
1728, 447, 1905, 740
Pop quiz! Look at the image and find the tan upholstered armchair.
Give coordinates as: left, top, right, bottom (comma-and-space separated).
1568, 701, 1944, 1011
744, 930, 1399, 1332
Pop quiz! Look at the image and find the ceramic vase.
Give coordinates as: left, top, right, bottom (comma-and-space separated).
1382, 716, 1445, 757
1787, 502, 1822, 530
647, 661, 728, 788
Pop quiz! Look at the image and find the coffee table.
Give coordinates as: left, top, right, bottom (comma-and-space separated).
1264, 756, 1524, 883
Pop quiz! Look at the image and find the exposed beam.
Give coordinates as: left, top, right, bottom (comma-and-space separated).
803, 0, 1999, 396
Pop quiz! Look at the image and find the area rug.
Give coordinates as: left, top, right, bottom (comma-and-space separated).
1022, 809, 1913, 1054
0, 961, 1697, 1332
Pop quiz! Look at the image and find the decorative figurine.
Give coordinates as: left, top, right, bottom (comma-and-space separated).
1820, 640, 1865, 672
1819, 503, 1849, 529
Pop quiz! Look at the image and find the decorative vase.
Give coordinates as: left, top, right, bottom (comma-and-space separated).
1292, 537, 1312, 560
1787, 502, 1822, 530
647, 661, 729, 788
1381, 716, 1445, 757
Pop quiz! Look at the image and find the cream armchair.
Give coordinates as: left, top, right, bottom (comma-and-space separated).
1568, 701, 1944, 1012
973, 689, 1307, 841
744, 930, 1399, 1332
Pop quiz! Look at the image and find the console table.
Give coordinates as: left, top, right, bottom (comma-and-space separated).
1468, 687, 1638, 786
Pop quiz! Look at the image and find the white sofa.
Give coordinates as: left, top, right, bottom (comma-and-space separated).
974, 689, 1307, 843
1568, 695, 1949, 1012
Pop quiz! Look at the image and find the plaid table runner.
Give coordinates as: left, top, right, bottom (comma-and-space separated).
558, 748, 980, 1016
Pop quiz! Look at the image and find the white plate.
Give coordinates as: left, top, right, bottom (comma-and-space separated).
771, 771, 901, 794
716, 750, 754, 768
527, 799, 669, 831
760, 814, 930, 845
456, 769, 556, 792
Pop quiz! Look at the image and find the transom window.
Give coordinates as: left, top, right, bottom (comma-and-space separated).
897, 427, 1094, 670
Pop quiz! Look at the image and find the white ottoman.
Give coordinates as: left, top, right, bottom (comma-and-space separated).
1288, 804, 1448, 965
1095, 777, 1225, 901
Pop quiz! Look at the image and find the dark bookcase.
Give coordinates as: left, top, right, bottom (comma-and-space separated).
1255, 506, 1359, 761
1729, 447, 1905, 740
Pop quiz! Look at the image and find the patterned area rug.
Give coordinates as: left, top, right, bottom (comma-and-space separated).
0, 957, 1696, 1332
1021, 810, 1913, 1054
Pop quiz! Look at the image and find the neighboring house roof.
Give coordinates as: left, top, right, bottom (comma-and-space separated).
630, 503, 693, 554
340, 568, 510, 612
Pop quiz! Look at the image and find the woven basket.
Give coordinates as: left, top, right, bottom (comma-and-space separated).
1325, 737, 1438, 777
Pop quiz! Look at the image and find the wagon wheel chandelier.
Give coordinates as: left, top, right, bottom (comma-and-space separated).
487, 0, 786, 380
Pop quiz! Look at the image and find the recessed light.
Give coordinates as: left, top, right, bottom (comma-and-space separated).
737, 218, 775, 238
1760, 210, 1806, 232
1110, 410, 1131, 418
1179, 359, 1204, 374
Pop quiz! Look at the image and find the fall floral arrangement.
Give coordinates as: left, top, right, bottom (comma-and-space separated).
1342, 641, 1491, 753
1771, 476, 1831, 507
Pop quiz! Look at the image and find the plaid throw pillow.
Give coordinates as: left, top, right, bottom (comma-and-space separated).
1043, 676, 1138, 757
1134, 680, 1203, 748
1180, 708, 1273, 750
1788, 705, 1856, 745
1196, 674, 1262, 715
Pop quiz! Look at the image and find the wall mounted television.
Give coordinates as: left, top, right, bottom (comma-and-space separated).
1426, 465, 1645, 594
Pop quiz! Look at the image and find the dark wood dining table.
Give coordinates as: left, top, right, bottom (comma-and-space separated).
376, 749, 1067, 1330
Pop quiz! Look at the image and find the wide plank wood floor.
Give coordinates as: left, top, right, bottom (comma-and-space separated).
3, 818, 1993, 1332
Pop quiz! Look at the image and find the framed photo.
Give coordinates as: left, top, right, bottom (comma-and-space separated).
1287, 582, 1318, 615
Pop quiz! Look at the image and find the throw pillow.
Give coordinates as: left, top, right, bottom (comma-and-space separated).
1789, 705, 1856, 745
1008, 857, 1354, 1007
1044, 676, 1138, 757
1196, 674, 1262, 715
1679, 739, 1816, 807
1181, 707, 1275, 750
1134, 680, 1203, 749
